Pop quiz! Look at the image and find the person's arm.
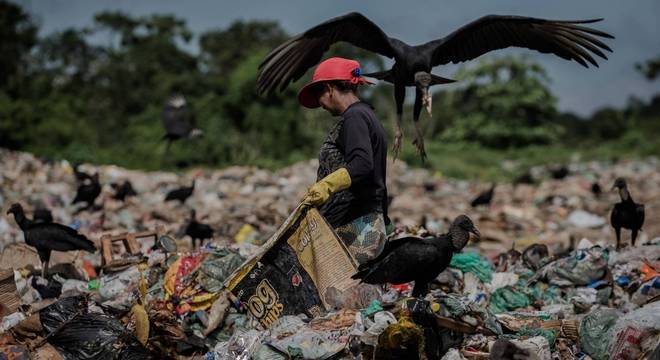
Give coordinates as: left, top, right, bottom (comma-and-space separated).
340, 110, 374, 184
301, 108, 374, 207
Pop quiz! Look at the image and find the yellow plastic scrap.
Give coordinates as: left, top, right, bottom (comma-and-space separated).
430, 302, 441, 313
19, 269, 31, 278
138, 262, 148, 301
131, 303, 149, 345
234, 224, 255, 243
376, 316, 427, 360
164, 258, 182, 297
189, 292, 217, 312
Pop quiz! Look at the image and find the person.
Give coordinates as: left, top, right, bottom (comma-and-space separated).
299, 57, 389, 264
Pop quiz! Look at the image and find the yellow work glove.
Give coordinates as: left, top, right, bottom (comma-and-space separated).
302, 167, 352, 207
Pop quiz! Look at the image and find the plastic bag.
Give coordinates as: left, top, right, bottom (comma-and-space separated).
486, 272, 519, 292
488, 286, 530, 313
510, 336, 551, 360
543, 246, 608, 287
449, 252, 493, 282
197, 250, 245, 292
40, 296, 150, 360
608, 302, 660, 359
210, 329, 265, 360
516, 327, 557, 351
352, 310, 398, 347
579, 307, 619, 360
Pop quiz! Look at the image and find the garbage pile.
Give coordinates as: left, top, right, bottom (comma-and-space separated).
1, 149, 659, 359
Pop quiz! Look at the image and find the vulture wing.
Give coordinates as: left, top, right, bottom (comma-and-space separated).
423, 15, 613, 68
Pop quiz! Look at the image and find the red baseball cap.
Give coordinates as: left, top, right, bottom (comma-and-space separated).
298, 57, 373, 108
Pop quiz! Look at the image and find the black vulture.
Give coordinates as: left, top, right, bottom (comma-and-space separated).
550, 165, 570, 179
73, 163, 94, 183
161, 94, 202, 151
471, 183, 495, 207
513, 171, 535, 186
184, 209, 214, 249
591, 181, 602, 197
165, 180, 195, 204
7, 203, 97, 278
33, 207, 53, 223
352, 215, 479, 297
610, 178, 645, 249
111, 180, 137, 201
257, 12, 614, 160
72, 173, 101, 210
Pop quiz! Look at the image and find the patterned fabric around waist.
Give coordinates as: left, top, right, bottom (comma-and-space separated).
335, 212, 386, 265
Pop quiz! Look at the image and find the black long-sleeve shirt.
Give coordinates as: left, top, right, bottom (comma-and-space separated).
333, 101, 388, 225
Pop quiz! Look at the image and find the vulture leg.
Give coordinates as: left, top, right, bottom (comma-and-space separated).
411, 280, 428, 298
631, 228, 638, 247
38, 249, 51, 278
614, 226, 621, 250
42, 260, 49, 278
412, 88, 427, 162
392, 84, 405, 160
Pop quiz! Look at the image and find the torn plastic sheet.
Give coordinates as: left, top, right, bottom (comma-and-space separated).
40, 296, 150, 360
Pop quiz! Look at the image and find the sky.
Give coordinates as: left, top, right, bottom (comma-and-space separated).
17, 0, 660, 116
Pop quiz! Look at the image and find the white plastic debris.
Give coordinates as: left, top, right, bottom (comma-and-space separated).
0, 312, 26, 332
568, 210, 606, 229
510, 336, 552, 360
486, 272, 519, 292
440, 348, 467, 360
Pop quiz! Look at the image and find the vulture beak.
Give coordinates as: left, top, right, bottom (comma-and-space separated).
470, 228, 481, 241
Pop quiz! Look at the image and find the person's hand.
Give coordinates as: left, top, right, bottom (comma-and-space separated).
301, 168, 351, 207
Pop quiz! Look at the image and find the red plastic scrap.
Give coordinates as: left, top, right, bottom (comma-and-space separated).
174, 254, 205, 294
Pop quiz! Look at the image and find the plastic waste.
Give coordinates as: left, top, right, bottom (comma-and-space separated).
631, 276, 660, 305
608, 302, 660, 359
269, 313, 353, 359
352, 310, 398, 346
325, 283, 382, 310
568, 210, 605, 228
441, 348, 467, 360
542, 246, 608, 287
509, 336, 551, 360
579, 307, 619, 360
0, 312, 26, 332
196, 249, 245, 292
130, 303, 149, 345
522, 244, 550, 271
99, 266, 141, 307
486, 272, 519, 292
252, 344, 287, 360
374, 316, 426, 360
361, 299, 383, 317
204, 292, 230, 336
489, 286, 530, 313
31, 276, 62, 299
450, 252, 493, 282
40, 296, 150, 359
516, 327, 557, 351
209, 329, 265, 360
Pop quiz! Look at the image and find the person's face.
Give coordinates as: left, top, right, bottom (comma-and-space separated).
316, 83, 341, 116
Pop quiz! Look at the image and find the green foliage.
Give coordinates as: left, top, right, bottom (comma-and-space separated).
440, 56, 561, 148
636, 55, 660, 80
0, 1, 38, 95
